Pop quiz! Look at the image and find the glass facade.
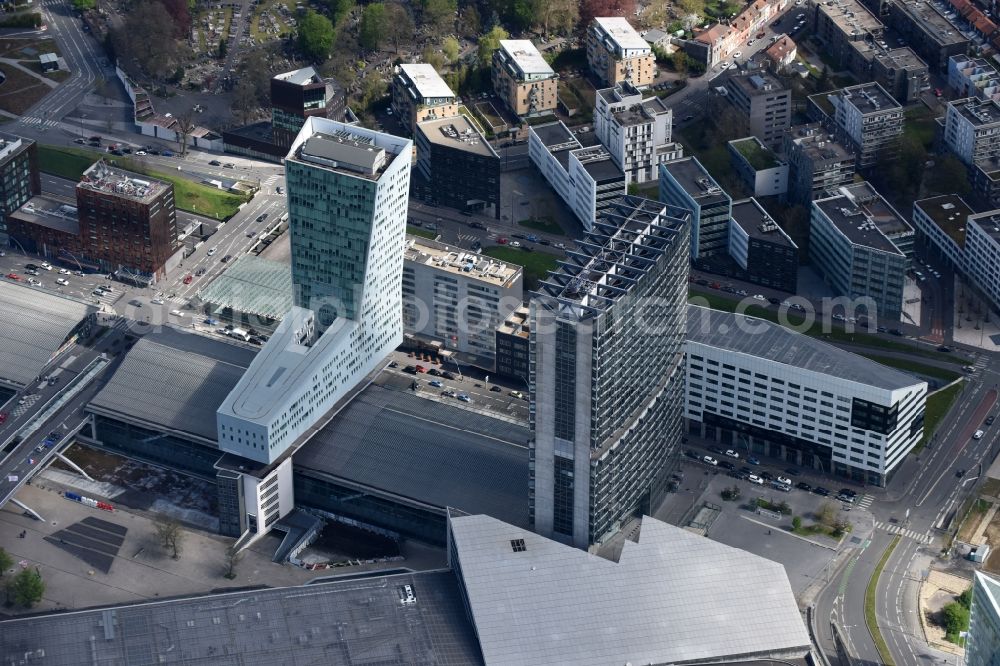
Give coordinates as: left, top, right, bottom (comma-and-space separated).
552, 455, 575, 536
553, 322, 577, 440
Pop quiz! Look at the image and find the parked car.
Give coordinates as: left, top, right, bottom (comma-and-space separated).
796, 482, 812, 491
813, 486, 831, 496
703, 455, 718, 466
747, 456, 760, 465
209, 160, 222, 166
724, 449, 739, 459
974, 430, 985, 439
183, 274, 193, 284
748, 474, 764, 485
457, 394, 472, 403
987, 415, 996, 426
429, 380, 443, 388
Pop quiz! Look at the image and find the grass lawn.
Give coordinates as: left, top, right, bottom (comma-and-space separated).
905, 106, 937, 150
865, 535, 900, 666
689, 290, 969, 365
914, 382, 964, 452
518, 217, 564, 236
859, 354, 962, 382
483, 246, 559, 289
0, 66, 51, 115
677, 119, 733, 185
407, 225, 437, 239
36, 145, 100, 180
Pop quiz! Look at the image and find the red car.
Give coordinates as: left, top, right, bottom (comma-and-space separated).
934, 88, 943, 98
415, 365, 427, 373
5, 273, 20, 281
183, 274, 193, 284
497, 237, 508, 245
0, 412, 7, 424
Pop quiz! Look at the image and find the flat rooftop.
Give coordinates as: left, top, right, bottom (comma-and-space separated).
951, 97, 1000, 127
874, 46, 927, 70
969, 210, 1000, 243
688, 305, 925, 390
896, 0, 968, 45
814, 194, 904, 254
731, 198, 797, 248
817, 0, 883, 36
839, 82, 900, 114
661, 157, 731, 207
574, 146, 625, 182
195, 255, 294, 320
397, 63, 455, 100
498, 39, 554, 77
404, 234, 521, 287
497, 305, 529, 339
730, 136, 781, 170
451, 513, 812, 666
10, 194, 79, 235
914, 194, 975, 247
787, 124, 854, 163
0, 131, 30, 162
0, 570, 483, 666
593, 16, 650, 52
838, 181, 912, 238
531, 120, 581, 150
416, 115, 498, 158
78, 161, 169, 204
728, 71, 787, 97
0, 280, 96, 388
272, 65, 323, 86
613, 96, 669, 126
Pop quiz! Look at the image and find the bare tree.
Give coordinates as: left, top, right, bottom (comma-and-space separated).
224, 546, 243, 579
154, 515, 184, 559
175, 108, 196, 157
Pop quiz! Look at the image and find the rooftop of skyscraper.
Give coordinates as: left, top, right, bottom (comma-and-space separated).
536, 196, 688, 315
291, 125, 406, 180
78, 160, 169, 204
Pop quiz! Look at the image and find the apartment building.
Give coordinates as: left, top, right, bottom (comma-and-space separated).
783, 124, 856, 205
0, 132, 39, 245
685, 305, 927, 486
729, 197, 799, 292
885, 0, 970, 71
810, 185, 910, 319
413, 115, 500, 217
586, 17, 656, 88
808, 82, 903, 167
659, 156, 733, 260
943, 97, 1000, 165
722, 72, 792, 150
727, 136, 789, 197
529, 120, 626, 231
911, 194, 976, 270
401, 235, 522, 363
965, 210, 1000, 314
391, 64, 459, 134
813, 0, 885, 76
692, 24, 738, 67
495, 304, 529, 384
493, 40, 558, 117
531, 196, 689, 549
593, 81, 683, 184
872, 48, 929, 104
948, 55, 1000, 102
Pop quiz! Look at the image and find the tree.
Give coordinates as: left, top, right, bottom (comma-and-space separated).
384, 3, 414, 54
792, 516, 803, 530
420, 0, 456, 35
959, 586, 973, 609
0, 547, 12, 576
218, 39, 227, 59
925, 155, 971, 197
442, 35, 460, 62
534, 0, 578, 36
175, 108, 196, 157
359, 3, 386, 51
297, 10, 334, 62
325, 0, 355, 23
71, 0, 95, 10
477, 25, 509, 67
677, 0, 705, 17
581, 0, 636, 26
457, 6, 480, 37
422, 46, 446, 71
158, 0, 192, 37
942, 601, 970, 637
231, 79, 258, 125
224, 547, 243, 579
816, 502, 837, 527
672, 49, 688, 76
8, 568, 44, 608
112, 2, 181, 80
154, 515, 184, 560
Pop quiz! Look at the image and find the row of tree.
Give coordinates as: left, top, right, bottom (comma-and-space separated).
0, 548, 45, 608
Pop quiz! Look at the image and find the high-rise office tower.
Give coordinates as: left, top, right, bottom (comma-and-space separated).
529, 196, 690, 549
217, 118, 412, 466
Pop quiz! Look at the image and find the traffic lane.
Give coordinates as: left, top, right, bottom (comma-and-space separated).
950, 388, 997, 453
841, 533, 892, 664
877, 538, 925, 666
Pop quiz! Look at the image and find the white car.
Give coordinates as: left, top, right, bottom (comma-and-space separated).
207, 248, 218, 256
27, 278, 40, 286
753, 294, 767, 301
170, 309, 184, 317
509, 241, 521, 248
39, 262, 52, 270
718, 61, 731, 69
748, 474, 764, 485
777, 475, 792, 485
732, 50, 743, 59
974, 430, 985, 439
135, 150, 147, 156
703, 456, 718, 466
728, 63, 738, 69
725, 449, 739, 459
55, 277, 68, 286
58, 268, 69, 274
151, 298, 164, 305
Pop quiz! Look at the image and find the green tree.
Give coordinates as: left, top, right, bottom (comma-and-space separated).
792, 516, 803, 530
672, 49, 688, 75
442, 35, 460, 61
297, 10, 334, 62
72, 0, 95, 10
942, 601, 970, 637
326, 0, 355, 23
421, 0, 456, 34
384, 3, 414, 54
959, 587, 973, 609
218, 39, 227, 59
477, 25, 509, 67
925, 155, 971, 197
359, 3, 386, 51
817, 502, 837, 527
0, 547, 12, 576
457, 5, 480, 37
8, 568, 44, 608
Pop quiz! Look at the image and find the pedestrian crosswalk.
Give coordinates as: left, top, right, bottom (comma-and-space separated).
18, 117, 59, 129
973, 355, 989, 372
262, 175, 282, 188
874, 520, 933, 543
457, 233, 481, 244
855, 494, 874, 510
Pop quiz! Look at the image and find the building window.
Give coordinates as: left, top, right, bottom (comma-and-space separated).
510, 538, 527, 552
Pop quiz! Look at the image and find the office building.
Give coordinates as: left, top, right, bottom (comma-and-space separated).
964, 210, 1000, 315
814, 0, 885, 76
810, 183, 911, 319
218, 119, 410, 462
270, 67, 347, 150
593, 81, 683, 184
729, 197, 799, 292
493, 40, 558, 117
943, 97, 1000, 166
968, 572, 1000, 666
495, 304, 529, 385
586, 17, 656, 88
872, 48, 929, 104
809, 82, 903, 167
0, 132, 39, 246
401, 234, 523, 363
659, 156, 732, 260
784, 124, 856, 205
727, 136, 789, 197
948, 55, 1000, 102
413, 115, 500, 217
721, 72, 792, 150
531, 196, 689, 549
885, 0, 969, 71
391, 63, 459, 134
686, 305, 927, 485
528, 120, 626, 231
911, 194, 976, 270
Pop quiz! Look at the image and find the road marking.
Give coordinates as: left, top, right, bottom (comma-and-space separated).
873, 521, 933, 543
856, 494, 874, 510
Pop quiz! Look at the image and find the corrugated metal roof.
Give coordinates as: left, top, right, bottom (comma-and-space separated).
196, 255, 293, 320
295, 384, 531, 527
0, 281, 96, 387
450, 514, 811, 666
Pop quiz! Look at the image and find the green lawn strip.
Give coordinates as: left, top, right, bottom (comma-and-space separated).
688, 290, 968, 364
858, 354, 962, 382
517, 218, 565, 235
913, 382, 964, 453
482, 246, 559, 289
407, 226, 437, 239
36, 145, 97, 180
865, 535, 900, 666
